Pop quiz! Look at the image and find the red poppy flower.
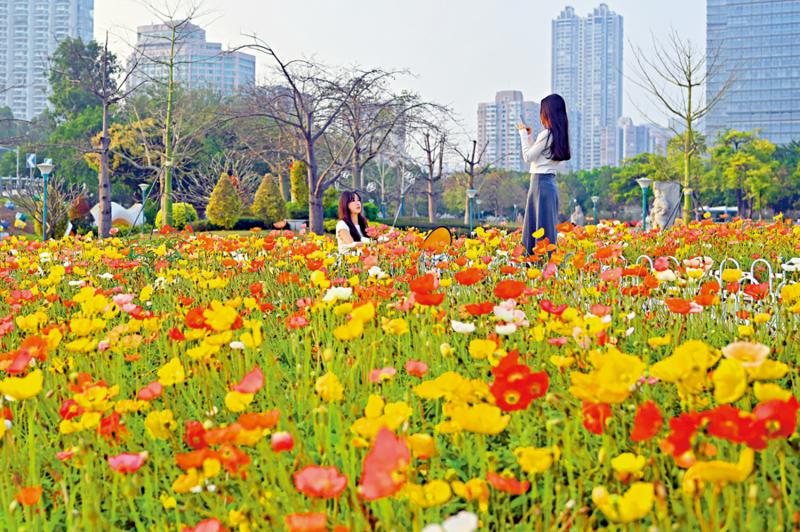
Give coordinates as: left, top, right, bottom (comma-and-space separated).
185, 306, 209, 329
168, 327, 186, 341
184, 421, 208, 450
753, 396, 799, 439
358, 427, 410, 501
743, 282, 769, 301
465, 302, 494, 316
582, 401, 611, 435
699, 280, 720, 295
540, 299, 568, 316
491, 371, 549, 412
271, 431, 294, 453
182, 518, 228, 532
293, 465, 348, 499
14, 486, 42, 506
284, 512, 327, 532
98, 411, 128, 443
218, 443, 251, 475
232, 366, 264, 394
409, 273, 437, 294
486, 471, 529, 495
703, 405, 751, 444
138, 381, 163, 401
59, 399, 83, 420
404, 360, 429, 377
664, 298, 691, 315
494, 279, 526, 300
454, 267, 484, 286
108, 452, 148, 474
630, 400, 663, 442
662, 411, 703, 457
414, 291, 445, 306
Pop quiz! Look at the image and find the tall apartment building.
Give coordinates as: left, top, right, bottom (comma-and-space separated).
477, 91, 541, 172
0, 0, 94, 120
617, 116, 671, 161
552, 4, 624, 170
706, 0, 800, 144
128, 22, 255, 96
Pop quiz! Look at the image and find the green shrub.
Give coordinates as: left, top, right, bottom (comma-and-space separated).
251, 173, 287, 226
289, 160, 308, 208
156, 202, 199, 229
323, 219, 338, 233
193, 217, 267, 232
285, 201, 308, 219
205, 173, 243, 229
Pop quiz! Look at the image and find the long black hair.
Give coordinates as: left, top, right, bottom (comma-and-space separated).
338, 190, 368, 242
540, 94, 571, 162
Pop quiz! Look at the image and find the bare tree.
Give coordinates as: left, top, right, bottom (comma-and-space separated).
454, 140, 491, 224
411, 116, 448, 223
14, 175, 85, 239
339, 70, 429, 191
175, 150, 259, 207
135, 1, 206, 227
236, 39, 401, 234
48, 35, 144, 237
629, 30, 734, 222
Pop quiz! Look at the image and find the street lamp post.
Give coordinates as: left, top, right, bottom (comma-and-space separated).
139, 183, 149, 234
466, 188, 477, 235
512, 203, 517, 222
37, 160, 54, 241
591, 196, 599, 224
476, 199, 482, 222
636, 178, 653, 231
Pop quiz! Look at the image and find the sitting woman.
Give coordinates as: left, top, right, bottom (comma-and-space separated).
336, 190, 371, 253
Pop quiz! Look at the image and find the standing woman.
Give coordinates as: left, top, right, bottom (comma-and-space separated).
517, 93, 571, 255
336, 190, 371, 253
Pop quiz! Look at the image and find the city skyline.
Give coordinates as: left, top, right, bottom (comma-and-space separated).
1, 0, 94, 120
95, 0, 706, 140
705, 0, 800, 145
127, 21, 256, 96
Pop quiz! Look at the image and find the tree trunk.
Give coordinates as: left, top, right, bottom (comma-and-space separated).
351, 149, 362, 191
427, 179, 436, 223
98, 100, 112, 238
309, 193, 324, 234
160, 27, 178, 228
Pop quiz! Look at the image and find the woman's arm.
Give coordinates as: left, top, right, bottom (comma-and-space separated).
520, 129, 549, 163
337, 228, 362, 248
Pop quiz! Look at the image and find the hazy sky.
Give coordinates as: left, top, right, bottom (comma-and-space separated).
95, 0, 706, 136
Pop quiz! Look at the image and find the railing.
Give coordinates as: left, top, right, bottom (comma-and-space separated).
0, 176, 38, 195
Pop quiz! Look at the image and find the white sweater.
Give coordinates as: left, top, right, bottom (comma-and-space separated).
519, 128, 566, 175
336, 219, 371, 253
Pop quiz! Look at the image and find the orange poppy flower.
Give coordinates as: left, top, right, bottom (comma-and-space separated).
454, 268, 484, 286
664, 298, 691, 315
493, 279, 526, 300
486, 471, 529, 495
14, 486, 42, 506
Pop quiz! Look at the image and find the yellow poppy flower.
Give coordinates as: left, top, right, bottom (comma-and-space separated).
157, 357, 186, 386
682, 448, 754, 494
224, 391, 255, 413
592, 482, 654, 523
315, 372, 344, 402
515, 446, 560, 474
0, 369, 44, 401
712, 358, 747, 404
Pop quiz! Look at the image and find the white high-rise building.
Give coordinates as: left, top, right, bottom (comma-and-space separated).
128, 22, 255, 96
617, 116, 671, 162
552, 4, 623, 171
0, 0, 94, 120
477, 90, 541, 172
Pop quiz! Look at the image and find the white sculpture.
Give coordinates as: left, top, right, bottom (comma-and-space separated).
649, 181, 681, 230
89, 202, 145, 228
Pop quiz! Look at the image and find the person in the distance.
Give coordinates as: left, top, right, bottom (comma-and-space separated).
517, 93, 571, 255
336, 190, 371, 253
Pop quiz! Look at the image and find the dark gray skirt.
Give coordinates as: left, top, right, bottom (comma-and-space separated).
522, 173, 559, 255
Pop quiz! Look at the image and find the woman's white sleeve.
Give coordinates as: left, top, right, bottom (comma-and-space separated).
520, 130, 548, 163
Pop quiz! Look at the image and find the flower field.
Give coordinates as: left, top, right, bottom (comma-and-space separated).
1, 219, 799, 531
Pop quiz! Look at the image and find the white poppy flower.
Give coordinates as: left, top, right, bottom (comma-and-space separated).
451, 320, 476, 334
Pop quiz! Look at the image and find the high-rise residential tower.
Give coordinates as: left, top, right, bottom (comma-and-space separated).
552, 4, 624, 170
706, 0, 800, 144
128, 22, 255, 96
0, 0, 94, 120
477, 90, 541, 172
